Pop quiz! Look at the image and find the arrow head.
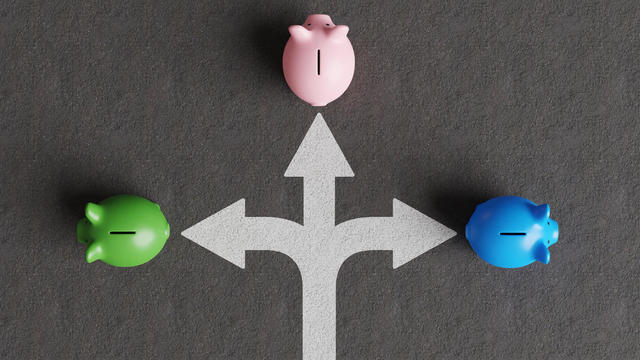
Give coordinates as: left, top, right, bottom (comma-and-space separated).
285, 113, 354, 178
181, 199, 248, 269
391, 199, 457, 269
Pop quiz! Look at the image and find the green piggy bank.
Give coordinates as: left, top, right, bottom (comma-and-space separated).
77, 195, 170, 267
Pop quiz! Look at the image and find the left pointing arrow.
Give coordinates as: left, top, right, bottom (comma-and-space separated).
181, 199, 302, 269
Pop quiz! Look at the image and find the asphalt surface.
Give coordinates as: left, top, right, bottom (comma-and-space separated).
1, 1, 639, 359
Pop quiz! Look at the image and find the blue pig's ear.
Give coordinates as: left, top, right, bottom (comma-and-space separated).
532, 203, 551, 220
534, 242, 550, 264
85, 203, 103, 223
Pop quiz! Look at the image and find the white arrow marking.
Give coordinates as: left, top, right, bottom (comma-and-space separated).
182, 113, 456, 360
285, 114, 354, 228
337, 199, 457, 269
181, 199, 302, 269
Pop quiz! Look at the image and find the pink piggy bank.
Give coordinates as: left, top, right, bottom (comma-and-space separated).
282, 14, 355, 106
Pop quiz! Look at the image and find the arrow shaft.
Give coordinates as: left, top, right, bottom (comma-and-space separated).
303, 177, 336, 229
299, 260, 342, 360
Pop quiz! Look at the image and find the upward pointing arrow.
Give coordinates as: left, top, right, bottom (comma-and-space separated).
285, 113, 354, 178
285, 113, 354, 228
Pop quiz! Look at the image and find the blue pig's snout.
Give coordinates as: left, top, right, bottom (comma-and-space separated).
549, 219, 559, 246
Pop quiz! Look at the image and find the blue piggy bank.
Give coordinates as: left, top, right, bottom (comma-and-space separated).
466, 196, 558, 268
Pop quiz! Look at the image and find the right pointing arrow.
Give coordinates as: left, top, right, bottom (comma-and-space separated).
337, 199, 457, 269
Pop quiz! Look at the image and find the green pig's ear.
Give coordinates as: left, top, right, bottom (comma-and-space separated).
85, 202, 103, 223
86, 242, 104, 263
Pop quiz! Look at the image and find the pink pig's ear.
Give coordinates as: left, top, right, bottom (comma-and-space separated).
289, 25, 311, 41
328, 25, 349, 41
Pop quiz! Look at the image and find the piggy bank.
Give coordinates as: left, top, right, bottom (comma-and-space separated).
77, 195, 170, 267
282, 14, 355, 106
465, 196, 559, 268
